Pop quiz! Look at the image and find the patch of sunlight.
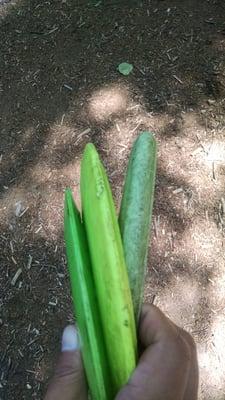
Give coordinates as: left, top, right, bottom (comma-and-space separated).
0, 0, 23, 18
159, 136, 196, 178
205, 141, 225, 163
46, 123, 83, 151
0, 185, 28, 220
182, 112, 202, 133
37, 188, 63, 239
30, 159, 80, 188
29, 159, 80, 222
181, 218, 222, 264
88, 84, 129, 122
156, 278, 200, 327
208, 263, 225, 308
193, 140, 225, 174
30, 158, 81, 232
187, 168, 223, 201
199, 315, 225, 391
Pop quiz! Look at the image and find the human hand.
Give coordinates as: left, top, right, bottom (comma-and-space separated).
116, 304, 198, 400
44, 325, 87, 400
44, 305, 198, 400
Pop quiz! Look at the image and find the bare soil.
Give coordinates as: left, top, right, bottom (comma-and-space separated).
1, 1, 225, 399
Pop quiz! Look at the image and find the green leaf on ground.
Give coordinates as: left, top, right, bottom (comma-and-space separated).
118, 62, 133, 76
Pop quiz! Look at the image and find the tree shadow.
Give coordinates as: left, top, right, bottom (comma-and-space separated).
1, 1, 225, 399
1, 0, 225, 193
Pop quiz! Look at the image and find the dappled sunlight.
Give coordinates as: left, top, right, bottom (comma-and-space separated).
1, 1, 225, 398
30, 157, 80, 188
194, 139, 225, 182
158, 131, 224, 202
36, 188, 63, 240
208, 262, 225, 309
159, 136, 196, 179
0, 180, 63, 240
205, 141, 225, 163
28, 159, 81, 237
155, 278, 200, 327
46, 122, 91, 155
180, 218, 222, 264
0, 185, 28, 222
0, 0, 22, 18
199, 314, 225, 395
0, 155, 81, 240
88, 84, 130, 122
187, 166, 224, 201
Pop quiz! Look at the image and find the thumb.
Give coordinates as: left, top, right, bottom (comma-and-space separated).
44, 325, 88, 400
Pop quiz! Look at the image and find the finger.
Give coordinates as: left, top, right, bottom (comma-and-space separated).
44, 326, 88, 400
116, 304, 191, 400
139, 304, 179, 346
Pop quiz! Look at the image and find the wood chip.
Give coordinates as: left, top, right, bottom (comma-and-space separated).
11, 256, 17, 265
63, 84, 73, 91
19, 206, 29, 218
35, 226, 42, 234
74, 128, 91, 142
173, 187, 183, 194
27, 255, 33, 270
79, 127, 91, 136
116, 123, 121, 133
173, 75, 184, 84
10, 241, 14, 254
221, 197, 225, 215
11, 268, 22, 286
212, 161, 216, 180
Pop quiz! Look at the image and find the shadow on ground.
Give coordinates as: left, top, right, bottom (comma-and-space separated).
1, 0, 225, 399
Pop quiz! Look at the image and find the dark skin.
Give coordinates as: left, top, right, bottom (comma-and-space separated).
45, 304, 198, 400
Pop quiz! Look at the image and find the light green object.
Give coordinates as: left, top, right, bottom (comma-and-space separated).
81, 143, 137, 394
118, 62, 133, 76
119, 132, 157, 322
64, 189, 112, 400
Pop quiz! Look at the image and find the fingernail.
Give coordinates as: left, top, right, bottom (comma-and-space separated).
61, 325, 79, 352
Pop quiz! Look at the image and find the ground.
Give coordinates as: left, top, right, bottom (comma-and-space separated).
0, 0, 225, 399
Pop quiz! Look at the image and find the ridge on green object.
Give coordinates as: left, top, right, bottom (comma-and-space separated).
119, 132, 157, 322
81, 143, 137, 394
64, 189, 112, 400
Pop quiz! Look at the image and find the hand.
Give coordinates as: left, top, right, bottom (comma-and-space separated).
116, 304, 198, 400
44, 325, 88, 400
44, 305, 198, 400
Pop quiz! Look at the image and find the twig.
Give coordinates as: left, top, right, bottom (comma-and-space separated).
212, 162, 216, 180
173, 75, 183, 84
11, 268, 22, 286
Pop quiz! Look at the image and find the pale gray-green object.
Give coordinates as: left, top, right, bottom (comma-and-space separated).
119, 132, 157, 322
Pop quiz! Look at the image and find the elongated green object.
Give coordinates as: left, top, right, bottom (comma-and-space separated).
119, 132, 157, 322
81, 144, 137, 394
64, 189, 112, 400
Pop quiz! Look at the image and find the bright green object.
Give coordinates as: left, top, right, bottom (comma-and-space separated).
64, 189, 112, 400
81, 144, 137, 394
119, 132, 157, 322
118, 62, 133, 76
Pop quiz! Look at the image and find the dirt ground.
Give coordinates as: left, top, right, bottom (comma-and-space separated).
1, 0, 225, 399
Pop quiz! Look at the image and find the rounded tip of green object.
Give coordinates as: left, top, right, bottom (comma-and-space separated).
84, 142, 96, 153
136, 131, 156, 146
139, 131, 155, 138
84, 142, 100, 154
